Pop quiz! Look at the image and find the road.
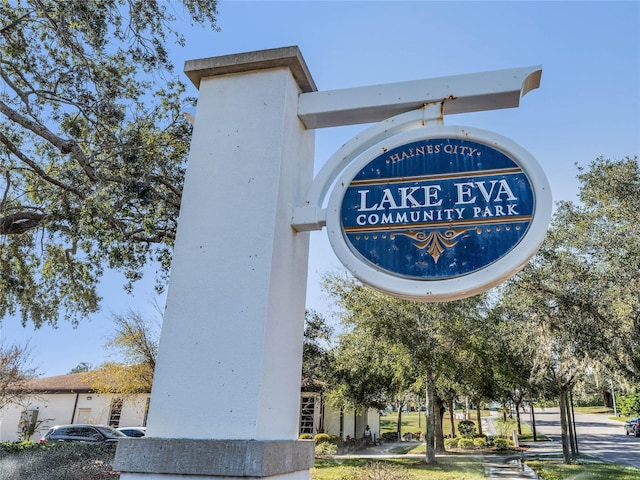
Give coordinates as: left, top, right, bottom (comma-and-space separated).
531, 407, 640, 469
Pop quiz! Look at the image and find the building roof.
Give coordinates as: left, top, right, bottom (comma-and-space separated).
17, 372, 323, 395
15, 372, 93, 393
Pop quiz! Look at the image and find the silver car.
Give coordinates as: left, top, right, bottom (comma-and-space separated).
624, 417, 640, 436
39, 424, 127, 444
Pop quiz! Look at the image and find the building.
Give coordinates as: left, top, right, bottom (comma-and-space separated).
0, 373, 149, 442
299, 391, 380, 442
0, 373, 379, 443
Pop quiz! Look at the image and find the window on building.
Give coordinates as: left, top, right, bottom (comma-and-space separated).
299, 395, 315, 435
108, 398, 123, 427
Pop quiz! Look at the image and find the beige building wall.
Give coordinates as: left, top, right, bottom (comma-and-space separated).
299, 392, 380, 442
0, 393, 150, 442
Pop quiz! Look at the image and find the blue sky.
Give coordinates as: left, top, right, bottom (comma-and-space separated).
1, 1, 638, 377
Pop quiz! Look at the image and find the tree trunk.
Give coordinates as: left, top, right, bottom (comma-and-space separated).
434, 396, 445, 453
396, 403, 403, 442
515, 400, 522, 435
570, 390, 579, 456
318, 393, 325, 433
562, 391, 578, 461
448, 398, 456, 438
424, 374, 437, 464
559, 389, 572, 464
475, 402, 483, 436
530, 402, 537, 442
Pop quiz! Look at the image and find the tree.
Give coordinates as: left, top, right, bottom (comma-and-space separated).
301, 309, 333, 392
497, 157, 640, 462
329, 324, 419, 439
324, 271, 488, 463
68, 361, 91, 374
487, 303, 541, 438
502, 235, 593, 465
0, 341, 36, 410
564, 157, 640, 378
86, 310, 159, 395
0, 0, 219, 327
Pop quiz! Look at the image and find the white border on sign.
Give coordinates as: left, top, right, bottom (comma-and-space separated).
325, 125, 553, 302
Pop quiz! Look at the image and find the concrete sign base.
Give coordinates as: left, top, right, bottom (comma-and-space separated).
115, 439, 314, 478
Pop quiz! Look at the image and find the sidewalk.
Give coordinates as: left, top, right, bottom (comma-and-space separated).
481, 413, 563, 479
483, 440, 563, 479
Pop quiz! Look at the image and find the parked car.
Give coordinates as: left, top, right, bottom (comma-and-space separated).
624, 417, 640, 436
117, 426, 146, 437
39, 424, 127, 444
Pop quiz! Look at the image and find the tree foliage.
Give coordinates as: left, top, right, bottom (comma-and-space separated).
499, 156, 639, 462
0, 341, 36, 410
0, 0, 219, 327
505, 157, 640, 378
86, 310, 158, 395
67, 361, 91, 374
323, 271, 490, 462
302, 309, 333, 392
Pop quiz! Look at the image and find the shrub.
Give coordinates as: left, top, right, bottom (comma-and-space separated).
473, 437, 487, 449
314, 441, 337, 457
298, 433, 312, 440
0, 442, 117, 480
458, 438, 475, 450
348, 461, 414, 480
381, 432, 399, 442
458, 420, 476, 437
444, 437, 459, 449
493, 438, 510, 451
313, 433, 331, 444
618, 392, 640, 417
494, 417, 517, 439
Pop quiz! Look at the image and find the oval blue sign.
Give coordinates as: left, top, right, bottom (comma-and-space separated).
341, 137, 533, 280
325, 126, 552, 301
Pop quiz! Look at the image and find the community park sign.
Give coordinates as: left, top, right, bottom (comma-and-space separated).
325, 126, 552, 301
114, 50, 551, 480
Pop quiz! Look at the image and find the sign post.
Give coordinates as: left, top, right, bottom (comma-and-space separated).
115, 47, 317, 480
115, 46, 547, 479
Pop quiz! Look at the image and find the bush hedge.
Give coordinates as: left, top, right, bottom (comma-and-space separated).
380, 432, 399, 442
0, 442, 118, 480
493, 438, 510, 451
315, 441, 338, 456
444, 437, 459, 449
458, 420, 476, 437
457, 438, 476, 450
313, 433, 332, 444
473, 437, 487, 449
349, 461, 414, 480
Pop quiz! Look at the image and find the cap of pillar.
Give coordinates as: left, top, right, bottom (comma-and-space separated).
184, 45, 317, 93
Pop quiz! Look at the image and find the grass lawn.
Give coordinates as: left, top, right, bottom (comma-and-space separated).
380, 410, 493, 438
526, 459, 640, 480
573, 405, 627, 423
311, 457, 485, 480
323, 406, 640, 479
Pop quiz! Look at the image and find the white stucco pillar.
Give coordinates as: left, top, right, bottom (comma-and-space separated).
115, 46, 316, 480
